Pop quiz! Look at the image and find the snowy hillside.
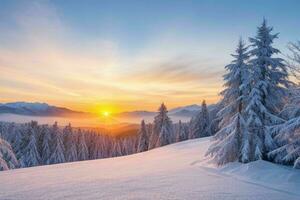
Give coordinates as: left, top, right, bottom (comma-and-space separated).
0, 137, 299, 200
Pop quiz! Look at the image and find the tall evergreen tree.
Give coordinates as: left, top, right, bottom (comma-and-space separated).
189, 100, 210, 139
149, 103, 173, 148
137, 120, 149, 152
41, 126, 51, 165
246, 19, 290, 160
19, 126, 41, 167
0, 138, 19, 171
77, 129, 88, 161
175, 120, 188, 142
206, 39, 251, 165
63, 124, 78, 162
49, 122, 65, 164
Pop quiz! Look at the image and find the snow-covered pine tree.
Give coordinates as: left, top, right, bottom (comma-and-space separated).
111, 139, 123, 157
0, 137, 19, 171
19, 124, 41, 167
91, 135, 102, 159
86, 132, 96, 160
63, 124, 78, 162
206, 38, 251, 165
137, 120, 148, 152
105, 135, 115, 158
41, 125, 51, 165
77, 129, 88, 161
126, 136, 138, 154
189, 100, 210, 139
209, 102, 224, 135
175, 120, 188, 142
268, 117, 300, 168
156, 124, 170, 147
49, 122, 65, 164
280, 84, 300, 120
267, 41, 300, 168
92, 134, 113, 159
146, 123, 153, 149
246, 19, 290, 160
149, 103, 173, 148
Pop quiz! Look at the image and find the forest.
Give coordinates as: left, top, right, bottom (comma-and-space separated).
0, 20, 299, 171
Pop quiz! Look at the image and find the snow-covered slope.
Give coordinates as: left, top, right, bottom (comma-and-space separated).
0, 137, 299, 200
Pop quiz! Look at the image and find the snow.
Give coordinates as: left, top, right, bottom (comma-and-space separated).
0, 137, 299, 200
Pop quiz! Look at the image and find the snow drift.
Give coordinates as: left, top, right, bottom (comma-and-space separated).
0, 137, 299, 200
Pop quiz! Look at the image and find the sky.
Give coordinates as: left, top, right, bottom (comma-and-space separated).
0, 0, 300, 113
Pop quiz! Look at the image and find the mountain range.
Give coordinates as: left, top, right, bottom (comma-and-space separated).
0, 102, 215, 118
0, 102, 86, 117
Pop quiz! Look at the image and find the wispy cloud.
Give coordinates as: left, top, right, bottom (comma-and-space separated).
0, 0, 224, 112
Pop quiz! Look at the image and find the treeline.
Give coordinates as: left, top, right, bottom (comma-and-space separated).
0, 100, 214, 171
136, 101, 212, 152
0, 121, 138, 170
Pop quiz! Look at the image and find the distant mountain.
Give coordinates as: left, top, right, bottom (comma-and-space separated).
0, 102, 87, 117
169, 104, 202, 117
116, 110, 156, 118
116, 104, 214, 119
0, 102, 217, 120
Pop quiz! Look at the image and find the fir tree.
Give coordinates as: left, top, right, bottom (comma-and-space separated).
206, 39, 251, 165
49, 122, 65, 164
246, 19, 290, 160
189, 100, 210, 139
77, 129, 88, 161
0, 138, 19, 171
41, 126, 51, 165
137, 120, 149, 152
63, 124, 78, 162
149, 103, 173, 148
175, 120, 188, 142
19, 126, 41, 167
280, 84, 300, 120
268, 117, 300, 168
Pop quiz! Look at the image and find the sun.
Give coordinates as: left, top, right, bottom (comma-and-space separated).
102, 111, 110, 117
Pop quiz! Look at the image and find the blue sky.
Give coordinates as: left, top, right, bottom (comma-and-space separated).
0, 0, 299, 112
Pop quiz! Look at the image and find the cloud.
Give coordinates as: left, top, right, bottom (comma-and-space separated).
123, 56, 223, 84
0, 0, 225, 112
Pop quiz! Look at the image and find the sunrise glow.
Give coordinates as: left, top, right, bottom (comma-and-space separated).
103, 111, 110, 117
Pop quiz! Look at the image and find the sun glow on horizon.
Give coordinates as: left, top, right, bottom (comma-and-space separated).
103, 111, 110, 117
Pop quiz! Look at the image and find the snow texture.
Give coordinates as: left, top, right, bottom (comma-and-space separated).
0, 137, 299, 200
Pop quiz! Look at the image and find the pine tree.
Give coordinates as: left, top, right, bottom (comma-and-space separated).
268, 117, 300, 168
92, 135, 107, 159
49, 122, 65, 164
280, 84, 300, 120
0, 138, 19, 171
63, 124, 78, 162
112, 139, 123, 157
137, 120, 149, 152
41, 126, 51, 165
19, 125, 41, 167
189, 100, 210, 139
149, 103, 173, 148
246, 19, 290, 160
175, 120, 188, 142
206, 39, 251, 165
77, 129, 88, 161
